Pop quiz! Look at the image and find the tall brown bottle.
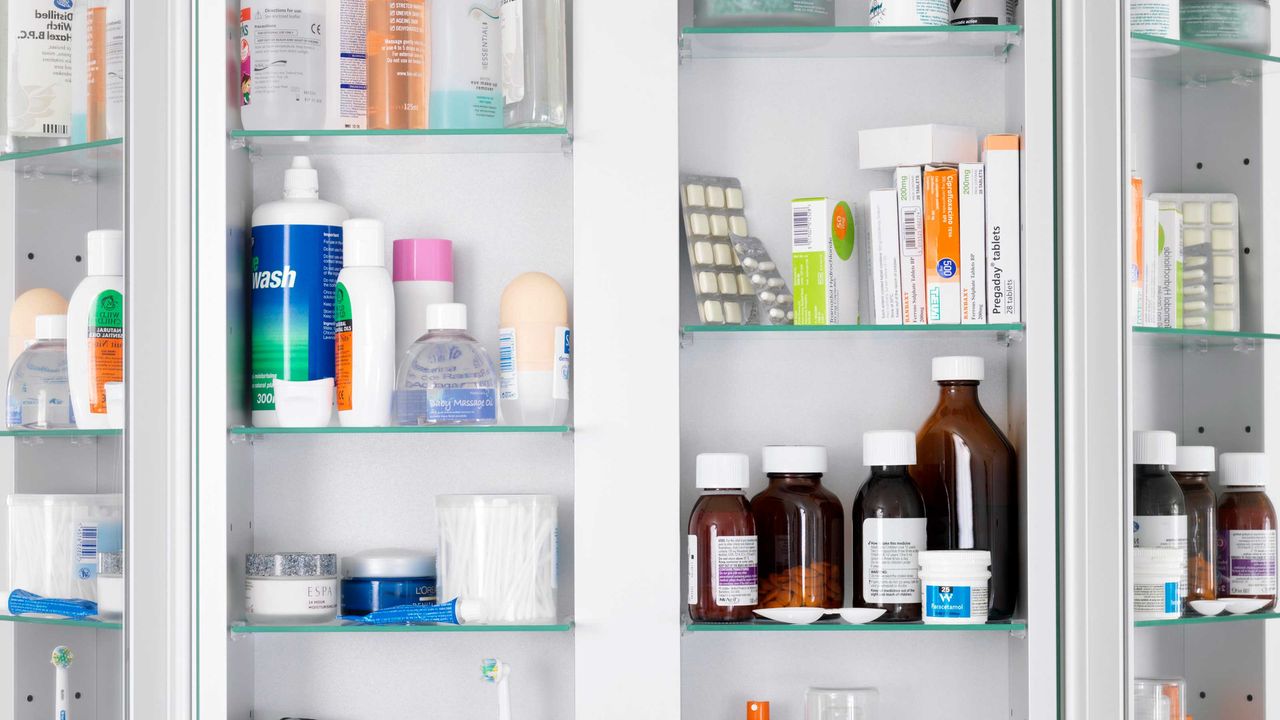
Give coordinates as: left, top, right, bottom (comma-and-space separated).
911, 356, 1018, 620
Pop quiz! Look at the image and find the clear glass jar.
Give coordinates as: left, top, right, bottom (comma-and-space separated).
1181, 0, 1271, 53
6, 315, 73, 429
395, 303, 498, 425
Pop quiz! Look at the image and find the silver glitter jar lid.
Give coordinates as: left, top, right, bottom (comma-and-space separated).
97, 552, 124, 576
246, 553, 338, 578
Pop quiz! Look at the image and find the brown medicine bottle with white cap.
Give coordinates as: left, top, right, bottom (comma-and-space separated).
852, 430, 927, 622
1217, 452, 1277, 610
688, 453, 757, 622
912, 356, 1018, 620
1171, 445, 1217, 602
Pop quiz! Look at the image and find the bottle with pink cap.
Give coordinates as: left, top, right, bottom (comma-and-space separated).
392, 239, 454, 360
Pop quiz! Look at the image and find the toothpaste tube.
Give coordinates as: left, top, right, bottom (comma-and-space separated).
339, 597, 466, 625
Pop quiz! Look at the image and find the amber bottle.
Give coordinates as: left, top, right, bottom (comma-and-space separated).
1217, 453, 1277, 610
912, 356, 1018, 621
688, 453, 757, 622
1172, 446, 1217, 602
852, 430, 927, 622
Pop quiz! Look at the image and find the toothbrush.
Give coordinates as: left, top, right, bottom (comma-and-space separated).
51, 645, 72, 720
481, 658, 511, 720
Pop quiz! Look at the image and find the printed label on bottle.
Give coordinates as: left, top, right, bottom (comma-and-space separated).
427, 388, 496, 422
1129, 1, 1176, 37
1134, 514, 1189, 597
245, 577, 338, 614
553, 327, 570, 401
862, 517, 927, 604
1219, 529, 1278, 596
498, 327, 518, 400
924, 583, 986, 619
688, 534, 698, 605
500, 0, 525, 104
240, 8, 252, 106
712, 533, 758, 607
89, 289, 124, 415
334, 282, 353, 411
1133, 580, 1180, 615
250, 224, 344, 412
74, 521, 100, 582
241, 2, 325, 110
338, 0, 368, 124
6, 2, 73, 137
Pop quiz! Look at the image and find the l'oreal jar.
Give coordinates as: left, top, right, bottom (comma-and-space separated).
245, 553, 339, 625
340, 548, 437, 616
96, 552, 124, 621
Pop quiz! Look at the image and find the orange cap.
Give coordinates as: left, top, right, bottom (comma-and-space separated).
747, 700, 770, 720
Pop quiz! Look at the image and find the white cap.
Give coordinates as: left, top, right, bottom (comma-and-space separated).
87, 230, 124, 276
1219, 452, 1268, 487
426, 303, 467, 331
1172, 446, 1216, 473
933, 356, 984, 382
284, 156, 320, 199
34, 314, 66, 340
762, 445, 827, 474
342, 548, 435, 579
696, 453, 750, 489
1133, 430, 1177, 466
863, 430, 917, 467
342, 219, 385, 268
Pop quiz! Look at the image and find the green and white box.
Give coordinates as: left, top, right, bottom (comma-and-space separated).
1156, 205, 1183, 329
792, 197, 859, 325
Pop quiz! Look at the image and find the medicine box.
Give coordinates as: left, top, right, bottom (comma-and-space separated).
959, 163, 986, 324
1155, 205, 1183, 329
895, 167, 928, 325
984, 134, 1021, 322
858, 124, 980, 171
924, 165, 961, 324
1142, 198, 1160, 327
867, 189, 903, 325
791, 198, 859, 325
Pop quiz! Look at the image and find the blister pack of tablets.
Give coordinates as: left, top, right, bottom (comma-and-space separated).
1151, 193, 1241, 331
681, 174, 753, 325
732, 235, 794, 325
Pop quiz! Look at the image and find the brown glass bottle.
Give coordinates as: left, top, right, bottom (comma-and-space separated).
912, 357, 1018, 621
1216, 453, 1277, 609
751, 446, 844, 609
1172, 446, 1217, 602
852, 431, 927, 622
688, 454, 758, 622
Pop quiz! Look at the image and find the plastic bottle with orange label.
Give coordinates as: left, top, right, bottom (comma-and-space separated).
336, 219, 395, 427
367, 0, 430, 129
67, 230, 124, 429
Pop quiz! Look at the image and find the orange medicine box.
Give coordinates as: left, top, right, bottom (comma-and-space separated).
924, 165, 960, 324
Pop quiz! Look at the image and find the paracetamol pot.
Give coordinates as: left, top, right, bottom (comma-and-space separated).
1133, 547, 1182, 621
918, 550, 991, 624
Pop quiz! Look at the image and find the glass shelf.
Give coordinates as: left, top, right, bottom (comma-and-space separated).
1132, 326, 1280, 349
231, 620, 574, 634
0, 614, 121, 630
230, 128, 569, 156
686, 619, 1025, 632
684, 323, 1023, 336
0, 428, 121, 439
1131, 33, 1280, 84
681, 24, 1021, 60
0, 138, 123, 175
1136, 611, 1280, 629
229, 425, 571, 437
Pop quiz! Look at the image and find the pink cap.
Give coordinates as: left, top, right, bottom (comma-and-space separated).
393, 239, 454, 283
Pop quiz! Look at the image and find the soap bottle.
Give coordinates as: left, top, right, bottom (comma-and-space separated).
1171, 445, 1217, 602
392, 239, 454, 360
7, 315, 73, 429
1133, 430, 1188, 606
336, 219, 395, 427
912, 356, 1018, 620
1216, 452, 1277, 609
250, 156, 348, 427
395, 303, 498, 425
430, 0, 503, 129
852, 430, 927, 622
367, 0, 430, 129
498, 272, 570, 426
67, 230, 124, 429
501, 0, 567, 128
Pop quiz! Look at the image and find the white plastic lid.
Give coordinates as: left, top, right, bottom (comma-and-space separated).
863, 430, 917, 467
1172, 446, 1216, 473
1133, 546, 1183, 573
34, 314, 67, 340
762, 445, 827, 474
342, 218, 385, 268
342, 548, 435, 579
1219, 452, 1268, 487
87, 230, 124, 277
1133, 430, 1177, 466
933, 356, 984, 382
426, 303, 467, 331
284, 156, 319, 199
917, 549, 992, 572
696, 453, 750, 489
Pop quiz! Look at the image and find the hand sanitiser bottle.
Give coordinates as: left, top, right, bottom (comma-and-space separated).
7, 315, 73, 430
396, 303, 498, 426
239, 0, 327, 131
67, 230, 124, 430
430, 0, 503, 129
498, 272, 569, 426
3, 0, 76, 150
250, 157, 348, 427
336, 219, 395, 427
501, 0, 567, 128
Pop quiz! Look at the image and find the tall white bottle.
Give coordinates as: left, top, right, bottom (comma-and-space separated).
67, 230, 124, 429
336, 219, 395, 427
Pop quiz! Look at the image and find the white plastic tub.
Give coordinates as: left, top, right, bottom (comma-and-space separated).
918, 550, 992, 624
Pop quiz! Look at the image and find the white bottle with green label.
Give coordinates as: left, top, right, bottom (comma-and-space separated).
67, 230, 124, 429
335, 219, 395, 427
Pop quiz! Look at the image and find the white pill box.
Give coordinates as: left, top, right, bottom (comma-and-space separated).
866, 189, 904, 325
858, 124, 980, 171
733, 235, 795, 325
1149, 193, 1240, 331
681, 174, 755, 325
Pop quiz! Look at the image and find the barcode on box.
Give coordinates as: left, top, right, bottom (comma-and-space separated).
792, 205, 812, 248
901, 207, 922, 255
77, 523, 98, 561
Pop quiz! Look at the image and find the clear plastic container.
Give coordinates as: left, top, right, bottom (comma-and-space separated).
1181, 0, 1271, 53
6, 315, 73, 429
804, 688, 878, 720
395, 303, 498, 426
694, 0, 835, 28
8, 494, 123, 602
502, 0, 568, 128
1134, 678, 1185, 720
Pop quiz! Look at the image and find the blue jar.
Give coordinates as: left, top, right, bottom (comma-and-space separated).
340, 549, 437, 616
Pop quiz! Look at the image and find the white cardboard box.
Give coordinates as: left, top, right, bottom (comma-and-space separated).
984, 134, 1021, 322
959, 163, 987, 324
895, 167, 927, 325
858, 124, 979, 171
867, 189, 903, 325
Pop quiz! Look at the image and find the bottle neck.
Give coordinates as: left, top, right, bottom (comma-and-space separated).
935, 381, 981, 407
766, 472, 823, 488
699, 487, 746, 496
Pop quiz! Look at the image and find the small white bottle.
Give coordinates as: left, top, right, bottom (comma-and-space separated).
67, 230, 125, 429
239, 0, 327, 131
392, 239, 454, 361
336, 219, 395, 427
498, 272, 570, 426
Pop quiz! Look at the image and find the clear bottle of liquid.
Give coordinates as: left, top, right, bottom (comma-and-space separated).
501, 0, 567, 128
395, 303, 498, 425
7, 315, 73, 430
